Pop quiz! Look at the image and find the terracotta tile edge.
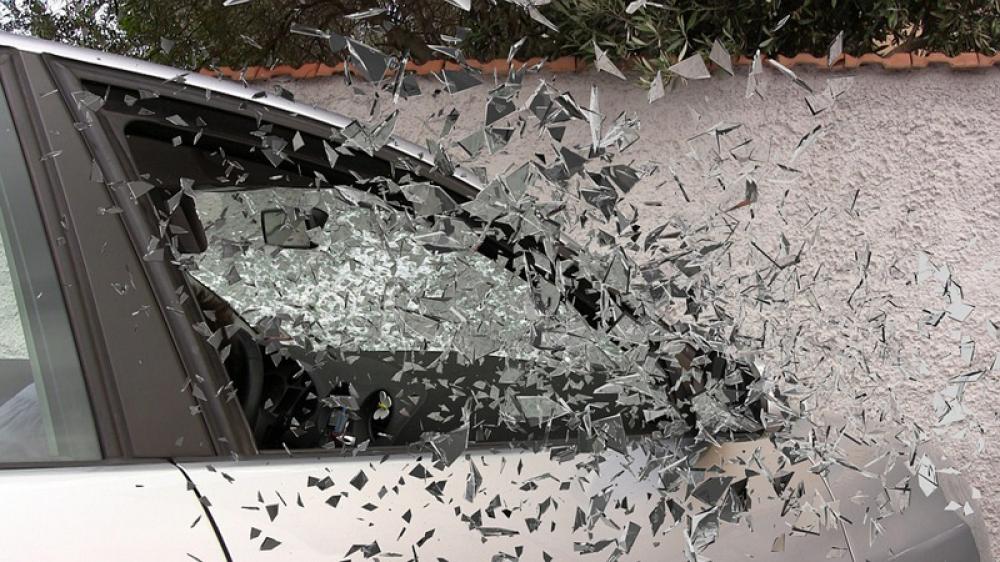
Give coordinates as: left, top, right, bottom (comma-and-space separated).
201, 52, 997, 80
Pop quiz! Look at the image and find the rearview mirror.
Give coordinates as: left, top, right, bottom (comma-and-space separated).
261, 207, 329, 249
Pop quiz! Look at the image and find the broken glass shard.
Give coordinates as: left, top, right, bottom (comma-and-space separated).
709, 40, 734, 75
648, 70, 665, 103
828, 31, 844, 66
668, 55, 711, 80
593, 41, 626, 80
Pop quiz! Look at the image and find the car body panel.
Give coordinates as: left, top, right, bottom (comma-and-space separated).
180, 448, 769, 561
184, 439, 989, 560
174, 439, 863, 561
0, 463, 225, 561
830, 444, 987, 561
697, 440, 988, 561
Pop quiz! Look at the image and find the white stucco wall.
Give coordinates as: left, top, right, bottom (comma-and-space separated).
282, 65, 1000, 555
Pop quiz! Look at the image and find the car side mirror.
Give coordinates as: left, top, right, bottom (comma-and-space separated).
261, 207, 329, 249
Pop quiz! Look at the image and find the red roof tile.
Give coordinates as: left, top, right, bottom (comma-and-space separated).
201, 52, 996, 81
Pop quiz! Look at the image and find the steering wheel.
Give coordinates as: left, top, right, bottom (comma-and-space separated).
187, 274, 266, 424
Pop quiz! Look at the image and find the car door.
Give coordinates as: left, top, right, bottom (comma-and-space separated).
0, 44, 229, 561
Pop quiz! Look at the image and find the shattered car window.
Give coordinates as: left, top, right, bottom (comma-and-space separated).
184, 184, 699, 447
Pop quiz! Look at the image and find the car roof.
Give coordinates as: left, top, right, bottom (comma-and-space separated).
0, 32, 483, 192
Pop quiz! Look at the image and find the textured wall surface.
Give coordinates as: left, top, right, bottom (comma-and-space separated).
284, 65, 1000, 556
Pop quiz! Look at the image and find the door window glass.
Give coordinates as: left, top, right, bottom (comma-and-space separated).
0, 85, 100, 463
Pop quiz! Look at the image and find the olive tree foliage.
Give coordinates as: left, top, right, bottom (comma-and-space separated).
1, 0, 131, 54
0, 0, 533, 68
550, 0, 1000, 77
2, 0, 998, 72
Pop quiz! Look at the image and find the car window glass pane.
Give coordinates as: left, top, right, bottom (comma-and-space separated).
0, 85, 100, 463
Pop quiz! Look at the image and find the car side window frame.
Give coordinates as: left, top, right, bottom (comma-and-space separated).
0, 53, 103, 465
0, 50, 231, 462
46, 55, 264, 458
